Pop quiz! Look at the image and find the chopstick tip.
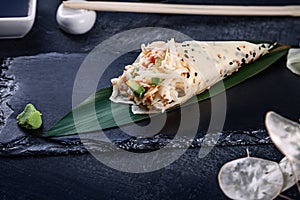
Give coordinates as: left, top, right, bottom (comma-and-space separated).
62, 1, 70, 5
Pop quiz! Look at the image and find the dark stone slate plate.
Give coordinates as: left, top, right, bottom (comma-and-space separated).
0, 48, 299, 156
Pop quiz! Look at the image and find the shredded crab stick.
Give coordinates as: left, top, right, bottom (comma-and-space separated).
110, 39, 272, 114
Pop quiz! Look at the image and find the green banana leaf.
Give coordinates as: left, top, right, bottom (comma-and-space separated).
45, 44, 290, 137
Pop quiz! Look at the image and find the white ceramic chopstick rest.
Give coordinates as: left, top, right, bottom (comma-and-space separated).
56, 0, 96, 35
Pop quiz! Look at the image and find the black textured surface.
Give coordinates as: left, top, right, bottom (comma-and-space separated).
0, 0, 300, 199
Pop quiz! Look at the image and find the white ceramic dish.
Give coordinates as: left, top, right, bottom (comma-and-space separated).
0, 0, 37, 39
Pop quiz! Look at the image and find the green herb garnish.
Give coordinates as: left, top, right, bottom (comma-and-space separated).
151, 77, 161, 86
126, 79, 145, 98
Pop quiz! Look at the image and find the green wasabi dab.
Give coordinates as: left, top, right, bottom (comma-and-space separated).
17, 103, 42, 129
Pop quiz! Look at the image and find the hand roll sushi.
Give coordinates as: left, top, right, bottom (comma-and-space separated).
110, 39, 272, 114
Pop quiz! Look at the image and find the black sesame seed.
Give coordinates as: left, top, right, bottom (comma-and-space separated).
187, 44, 190, 46
187, 73, 190, 78
245, 54, 249, 58
182, 44, 186, 47
184, 54, 189, 59
184, 50, 188, 53
195, 72, 198, 76
191, 48, 195, 51
262, 44, 266, 48
241, 58, 246, 64
229, 62, 233, 65
259, 46, 261, 50
193, 59, 196, 62
253, 52, 256, 57
237, 47, 241, 51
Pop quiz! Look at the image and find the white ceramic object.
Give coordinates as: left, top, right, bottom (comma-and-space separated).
286, 49, 300, 76
56, 0, 97, 35
0, 0, 37, 39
